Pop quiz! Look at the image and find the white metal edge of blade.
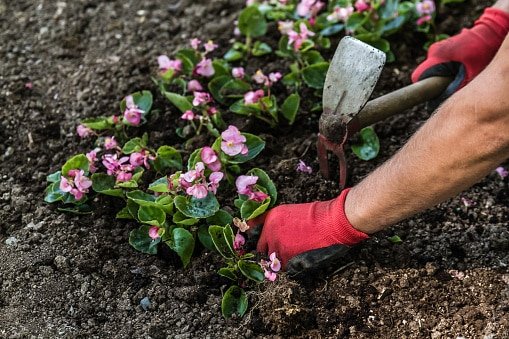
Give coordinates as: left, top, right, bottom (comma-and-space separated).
322, 36, 386, 125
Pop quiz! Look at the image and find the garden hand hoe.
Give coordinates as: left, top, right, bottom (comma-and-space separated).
318, 36, 452, 189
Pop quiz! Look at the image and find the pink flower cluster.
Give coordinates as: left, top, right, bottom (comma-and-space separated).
252, 69, 282, 87
260, 252, 281, 281
496, 166, 508, 179
190, 38, 218, 54
236, 175, 269, 202
59, 169, 92, 200
415, 0, 435, 25
287, 22, 315, 51
102, 150, 153, 182
221, 125, 248, 156
86, 148, 101, 173
195, 58, 215, 77
355, 0, 371, 12
179, 162, 224, 199
297, 0, 325, 18
327, 6, 354, 22
201, 147, 222, 171
123, 95, 145, 126
149, 226, 161, 240
77, 124, 93, 138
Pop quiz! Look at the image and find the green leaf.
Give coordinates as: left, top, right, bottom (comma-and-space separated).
198, 225, 216, 251
280, 93, 300, 125
164, 91, 193, 113
127, 199, 140, 220
238, 6, 267, 38
238, 260, 265, 283
218, 267, 238, 281
91, 173, 124, 197
206, 209, 233, 226
388, 235, 403, 244
120, 90, 153, 114
382, 16, 406, 35
212, 59, 230, 77
57, 204, 93, 215
187, 148, 202, 171
223, 224, 235, 255
46, 171, 61, 183
174, 192, 220, 219
380, 0, 399, 20
320, 23, 344, 36
209, 225, 236, 259
122, 137, 146, 154
276, 35, 293, 58
224, 48, 244, 62
155, 195, 174, 214
208, 75, 231, 104
126, 190, 158, 207
228, 133, 265, 164
116, 206, 133, 219
167, 228, 195, 268
129, 225, 161, 254
351, 127, 380, 160
173, 211, 199, 225
229, 100, 262, 116
153, 146, 182, 173
282, 72, 300, 87
61, 154, 89, 176
346, 12, 366, 31
44, 182, 64, 203
219, 79, 251, 98
138, 205, 166, 226
302, 62, 329, 89
81, 117, 114, 130
247, 168, 277, 207
222, 286, 248, 319
176, 48, 201, 65
252, 41, 272, 56
303, 50, 325, 65
240, 198, 270, 220
148, 177, 170, 193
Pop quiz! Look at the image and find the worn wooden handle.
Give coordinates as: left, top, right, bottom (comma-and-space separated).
355, 76, 452, 129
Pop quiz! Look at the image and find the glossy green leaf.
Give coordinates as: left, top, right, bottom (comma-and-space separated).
153, 146, 182, 172
209, 225, 236, 259
129, 225, 160, 254
155, 195, 174, 214
238, 260, 265, 282
120, 90, 153, 114
247, 168, 277, 207
229, 100, 262, 116
240, 198, 270, 220
222, 286, 248, 319
280, 93, 300, 125
91, 173, 124, 197
148, 177, 170, 193
122, 137, 146, 154
223, 48, 244, 62
206, 209, 233, 227
44, 182, 64, 203
164, 91, 193, 113
238, 6, 267, 37
176, 48, 201, 65
61, 154, 89, 176
228, 133, 265, 164
198, 225, 216, 251
303, 50, 325, 65
212, 59, 230, 77
174, 192, 220, 219
81, 116, 114, 130
127, 199, 140, 220
173, 211, 199, 225
167, 228, 195, 268
223, 224, 235, 255
351, 127, 380, 160
320, 23, 344, 36
218, 267, 238, 281
252, 41, 272, 56
388, 235, 403, 244
126, 190, 158, 207
46, 171, 61, 183
116, 206, 133, 219
302, 62, 329, 89
208, 75, 231, 104
57, 204, 93, 215
346, 12, 366, 31
138, 205, 166, 226
219, 79, 251, 98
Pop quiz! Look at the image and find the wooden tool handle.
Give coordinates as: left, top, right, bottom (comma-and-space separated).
355, 76, 452, 129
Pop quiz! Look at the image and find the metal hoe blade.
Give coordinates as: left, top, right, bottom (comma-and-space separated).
322, 36, 386, 130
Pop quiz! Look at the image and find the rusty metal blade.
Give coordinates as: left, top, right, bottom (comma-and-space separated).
322, 36, 386, 125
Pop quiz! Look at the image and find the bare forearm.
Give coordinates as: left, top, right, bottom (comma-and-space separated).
345, 36, 509, 234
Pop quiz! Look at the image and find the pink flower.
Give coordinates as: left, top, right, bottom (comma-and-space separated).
244, 89, 265, 105
195, 58, 215, 77
180, 162, 206, 189
104, 136, 118, 150
77, 124, 92, 138
116, 171, 133, 182
123, 95, 145, 126
327, 6, 354, 22
296, 160, 312, 174
148, 226, 160, 240
74, 170, 92, 192
232, 67, 245, 79
186, 183, 209, 199
204, 40, 218, 53
190, 38, 201, 50
221, 125, 248, 156
233, 232, 245, 251
269, 252, 281, 272
157, 55, 182, 73
354, 0, 370, 12
25, 82, 33, 89
192, 91, 212, 106
129, 152, 145, 168
416, 0, 435, 16
268, 72, 282, 83
264, 270, 277, 281
297, 0, 324, 17
278, 20, 294, 35
208, 171, 224, 194
102, 153, 130, 176
416, 14, 432, 26
461, 196, 475, 208
201, 147, 221, 171
236, 175, 269, 202
86, 149, 100, 174
252, 70, 268, 85
208, 106, 218, 115
496, 166, 508, 178
59, 176, 73, 193
187, 79, 203, 92
59, 169, 91, 200
181, 110, 195, 121
288, 22, 315, 51
233, 21, 241, 36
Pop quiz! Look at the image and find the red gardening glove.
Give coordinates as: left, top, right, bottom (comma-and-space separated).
254, 188, 368, 275
412, 8, 509, 99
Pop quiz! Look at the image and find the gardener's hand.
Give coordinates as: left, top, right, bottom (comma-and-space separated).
253, 188, 368, 276
412, 8, 509, 99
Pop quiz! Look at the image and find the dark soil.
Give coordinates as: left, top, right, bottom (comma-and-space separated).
1, 0, 508, 337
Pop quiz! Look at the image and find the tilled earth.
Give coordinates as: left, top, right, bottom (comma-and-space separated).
0, 0, 508, 338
